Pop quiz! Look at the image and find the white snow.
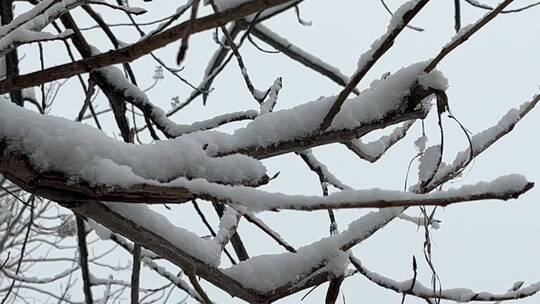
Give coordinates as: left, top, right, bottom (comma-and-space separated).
431, 99, 538, 185
174, 110, 259, 136
213, 207, 240, 247
356, 0, 421, 69
260, 77, 282, 114
0, 0, 85, 56
419, 69, 449, 91
87, 219, 113, 240
354, 255, 540, 302
161, 174, 531, 211
348, 121, 415, 161
98, 65, 259, 137
418, 144, 442, 183
397, 213, 441, 229
0, 100, 267, 187
414, 134, 427, 153
106, 202, 222, 265
200, 61, 444, 155
0, 202, 10, 222
299, 150, 352, 190
223, 237, 348, 292
0, 59, 449, 190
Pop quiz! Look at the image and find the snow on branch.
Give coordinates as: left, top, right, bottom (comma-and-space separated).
0, 30, 74, 57
422, 93, 540, 191
424, 0, 514, 73
205, 62, 444, 158
213, 206, 241, 250
0, 100, 268, 188
222, 237, 349, 293
340, 90, 540, 257
95, 58, 259, 138
178, 110, 260, 135
1, 0, 537, 303
397, 213, 441, 229
71, 199, 344, 302
298, 149, 352, 190
104, 202, 222, 266
175, 174, 533, 211
320, 0, 430, 130
0, 62, 443, 204
345, 120, 415, 163
351, 256, 540, 302
69, 201, 265, 303
88, 0, 147, 15
0, 0, 87, 56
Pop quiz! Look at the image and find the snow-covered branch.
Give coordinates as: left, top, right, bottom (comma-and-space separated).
423, 93, 540, 192
351, 256, 540, 302
1, 0, 538, 302
345, 120, 415, 163
173, 174, 533, 211
320, 0, 430, 130
0, 0, 87, 56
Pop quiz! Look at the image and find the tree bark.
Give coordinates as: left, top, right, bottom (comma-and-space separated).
0, 0, 23, 106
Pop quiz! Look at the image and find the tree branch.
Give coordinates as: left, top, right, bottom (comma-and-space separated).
319, 0, 430, 130
75, 216, 93, 304
131, 244, 141, 304
0, 0, 302, 94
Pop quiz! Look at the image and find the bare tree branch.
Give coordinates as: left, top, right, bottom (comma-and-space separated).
75, 216, 93, 304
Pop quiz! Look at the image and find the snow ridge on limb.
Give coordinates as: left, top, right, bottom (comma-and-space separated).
68, 201, 267, 303
351, 256, 540, 302
215, 168, 532, 298
223, 237, 349, 293
104, 202, 223, 266
346, 120, 415, 163
203, 61, 445, 158
98, 64, 260, 138
297, 149, 352, 190
0, 0, 88, 56
1, 0, 537, 302
329, 0, 527, 272
0, 61, 444, 201
422, 93, 540, 191
320, 0, 431, 131
169, 174, 532, 211
0, 100, 268, 188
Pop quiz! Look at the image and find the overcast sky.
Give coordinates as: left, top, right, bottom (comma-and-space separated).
12, 0, 540, 303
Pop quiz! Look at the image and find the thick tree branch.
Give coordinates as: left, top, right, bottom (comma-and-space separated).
1, 0, 23, 106
69, 201, 266, 303
0, 0, 302, 94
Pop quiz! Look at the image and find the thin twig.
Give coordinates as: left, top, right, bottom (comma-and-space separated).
131, 244, 142, 304
76, 216, 93, 304
319, 0, 430, 131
